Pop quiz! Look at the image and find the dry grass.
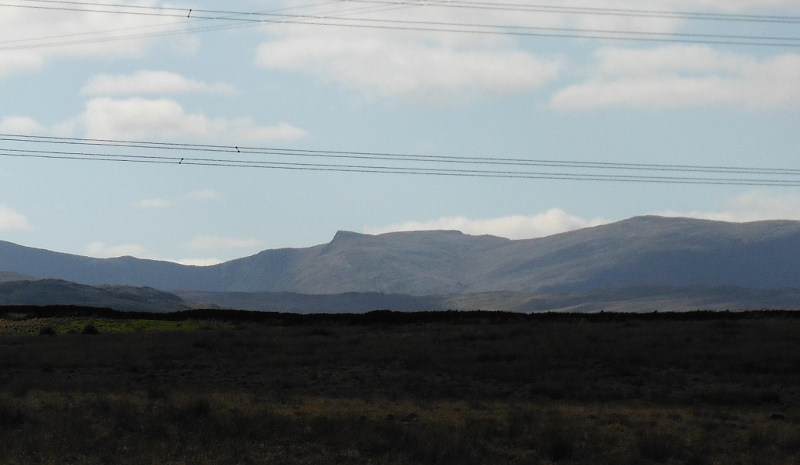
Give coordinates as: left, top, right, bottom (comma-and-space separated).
1, 392, 799, 464
1, 310, 800, 463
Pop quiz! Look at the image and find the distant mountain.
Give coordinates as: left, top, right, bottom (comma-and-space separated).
0, 279, 190, 312
2, 216, 800, 294
0, 271, 36, 283
176, 286, 800, 313
3, 279, 799, 313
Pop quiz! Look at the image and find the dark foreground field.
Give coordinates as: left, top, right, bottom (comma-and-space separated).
1, 307, 800, 464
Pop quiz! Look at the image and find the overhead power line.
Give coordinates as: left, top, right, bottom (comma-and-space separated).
337, 0, 800, 24
2, 0, 800, 48
0, 1, 419, 51
3, 133, 800, 187
13, 0, 800, 24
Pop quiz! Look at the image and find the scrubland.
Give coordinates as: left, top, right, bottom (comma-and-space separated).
1, 308, 799, 464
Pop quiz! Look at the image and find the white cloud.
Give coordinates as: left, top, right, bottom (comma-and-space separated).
188, 236, 263, 251
0, 205, 33, 231
0, 51, 44, 78
551, 46, 800, 110
365, 209, 608, 239
84, 242, 147, 258
133, 190, 217, 210
81, 70, 236, 96
170, 258, 223, 266
183, 189, 217, 201
238, 122, 309, 142
661, 190, 800, 222
0, 116, 44, 134
79, 97, 308, 141
83, 242, 224, 265
254, 0, 563, 99
0, 2, 189, 78
252, 0, 800, 101
257, 35, 560, 97
667, 0, 800, 9
133, 198, 173, 209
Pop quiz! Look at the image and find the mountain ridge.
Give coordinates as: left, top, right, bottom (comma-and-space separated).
0, 279, 190, 312
2, 215, 800, 294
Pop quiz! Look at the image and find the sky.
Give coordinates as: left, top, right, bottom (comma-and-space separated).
1, 0, 800, 265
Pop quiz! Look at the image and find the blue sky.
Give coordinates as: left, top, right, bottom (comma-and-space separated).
1, 0, 800, 265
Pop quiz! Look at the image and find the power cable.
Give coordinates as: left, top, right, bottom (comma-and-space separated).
2, 1, 799, 48
4, 133, 800, 176
3, 134, 800, 186
13, 0, 800, 24
337, 0, 800, 24
3, 148, 800, 186
0, 0, 355, 49
0, 1, 428, 51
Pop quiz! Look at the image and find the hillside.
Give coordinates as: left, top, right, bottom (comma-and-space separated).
0, 271, 35, 283
176, 286, 800, 313
0, 279, 189, 312
2, 216, 800, 294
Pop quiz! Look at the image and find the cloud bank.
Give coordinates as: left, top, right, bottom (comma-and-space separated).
254, 1, 565, 99
0, 51, 43, 78
134, 189, 218, 209
0, 205, 33, 231
6, 100, 308, 143
82, 70, 236, 96
0, 2, 189, 79
171, 258, 223, 266
257, 35, 561, 97
0, 116, 44, 134
79, 97, 308, 142
661, 190, 800, 222
365, 209, 608, 239
552, 46, 800, 110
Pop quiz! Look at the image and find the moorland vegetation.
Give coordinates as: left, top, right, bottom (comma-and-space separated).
1, 307, 799, 464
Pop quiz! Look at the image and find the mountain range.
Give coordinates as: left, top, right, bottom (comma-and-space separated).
0, 279, 190, 312
2, 215, 800, 295
2, 279, 799, 313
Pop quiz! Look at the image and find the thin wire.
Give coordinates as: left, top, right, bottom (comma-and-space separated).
337, 0, 800, 24
259, 13, 800, 44
3, 134, 800, 186
0, 2, 425, 51
0, 0, 339, 47
1, 15, 798, 50
14, 0, 800, 24
2, 2, 799, 48
5, 133, 800, 176
3, 150, 800, 186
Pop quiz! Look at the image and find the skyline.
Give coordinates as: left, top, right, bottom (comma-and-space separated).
1, 0, 800, 265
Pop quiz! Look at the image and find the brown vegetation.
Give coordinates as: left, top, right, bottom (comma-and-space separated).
1, 308, 799, 464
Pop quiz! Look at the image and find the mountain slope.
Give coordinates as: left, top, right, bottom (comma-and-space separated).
0, 279, 190, 312
470, 216, 800, 292
176, 286, 800, 313
2, 216, 800, 294
0, 271, 36, 283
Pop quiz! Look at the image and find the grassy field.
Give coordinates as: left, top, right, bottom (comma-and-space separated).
1, 307, 800, 464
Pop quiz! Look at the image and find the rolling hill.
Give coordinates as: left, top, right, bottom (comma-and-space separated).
0, 279, 190, 312
1, 216, 800, 295
175, 286, 800, 313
